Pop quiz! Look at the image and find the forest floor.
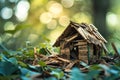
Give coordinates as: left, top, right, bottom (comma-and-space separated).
0, 42, 120, 80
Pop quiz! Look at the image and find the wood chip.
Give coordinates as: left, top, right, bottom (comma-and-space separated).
57, 56, 71, 63
65, 62, 75, 69
64, 60, 78, 72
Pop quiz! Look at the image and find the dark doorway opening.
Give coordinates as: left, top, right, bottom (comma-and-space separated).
70, 46, 78, 60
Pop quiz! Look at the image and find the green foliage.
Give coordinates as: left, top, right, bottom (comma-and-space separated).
0, 0, 120, 79
1, 42, 120, 80
5, 23, 31, 34
0, 61, 19, 76
50, 69, 64, 79
70, 68, 86, 80
39, 61, 47, 67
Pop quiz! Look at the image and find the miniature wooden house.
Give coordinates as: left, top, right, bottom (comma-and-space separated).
53, 21, 108, 64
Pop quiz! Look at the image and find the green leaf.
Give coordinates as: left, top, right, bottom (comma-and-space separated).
89, 64, 102, 71
50, 69, 64, 79
8, 57, 18, 65
0, 62, 19, 76
0, 75, 20, 80
0, 53, 8, 61
80, 61, 89, 68
45, 77, 57, 80
18, 61, 28, 68
0, 44, 10, 54
86, 70, 100, 80
20, 68, 40, 78
98, 64, 109, 70
70, 68, 85, 80
28, 65, 42, 73
39, 48, 46, 55
39, 61, 47, 67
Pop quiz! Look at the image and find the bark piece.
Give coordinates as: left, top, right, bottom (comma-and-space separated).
64, 60, 78, 72
57, 56, 70, 63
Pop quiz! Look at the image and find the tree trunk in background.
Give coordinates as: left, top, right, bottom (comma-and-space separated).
92, 0, 111, 39
0, 19, 5, 34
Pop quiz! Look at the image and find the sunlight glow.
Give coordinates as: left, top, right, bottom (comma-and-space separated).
47, 19, 57, 29
4, 22, 16, 31
72, 13, 91, 23
1, 7, 13, 19
49, 28, 64, 43
49, 2, 63, 15
40, 12, 53, 24
13, 30, 21, 38
2, 33, 12, 42
28, 34, 38, 43
106, 12, 119, 27
15, 0, 30, 21
61, 0, 74, 8
59, 16, 70, 26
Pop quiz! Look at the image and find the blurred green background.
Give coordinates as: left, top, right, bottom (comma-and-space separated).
0, 0, 120, 51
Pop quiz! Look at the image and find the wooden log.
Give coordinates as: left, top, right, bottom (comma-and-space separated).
90, 24, 107, 43
88, 44, 93, 56
78, 45, 87, 49
79, 56, 88, 60
96, 31, 107, 43
78, 50, 88, 52
65, 60, 78, 69
81, 27, 89, 39
78, 52, 87, 56
65, 33, 78, 42
72, 40, 86, 42
77, 27, 88, 40
46, 59, 61, 65
61, 49, 65, 54
60, 48, 70, 59
57, 57, 70, 63
79, 54, 88, 59
74, 41, 87, 46
60, 41, 65, 49
79, 56, 88, 64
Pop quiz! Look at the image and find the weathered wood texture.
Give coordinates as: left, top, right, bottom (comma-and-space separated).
60, 48, 70, 59
54, 21, 108, 52
53, 21, 108, 64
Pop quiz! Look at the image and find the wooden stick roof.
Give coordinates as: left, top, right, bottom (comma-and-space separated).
53, 21, 108, 51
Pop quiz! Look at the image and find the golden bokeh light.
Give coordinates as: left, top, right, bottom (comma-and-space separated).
61, 0, 74, 8
47, 19, 57, 29
4, 22, 16, 31
13, 30, 21, 38
72, 13, 91, 23
28, 34, 38, 43
59, 16, 70, 26
49, 2, 63, 15
49, 27, 64, 44
40, 12, 53, 24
